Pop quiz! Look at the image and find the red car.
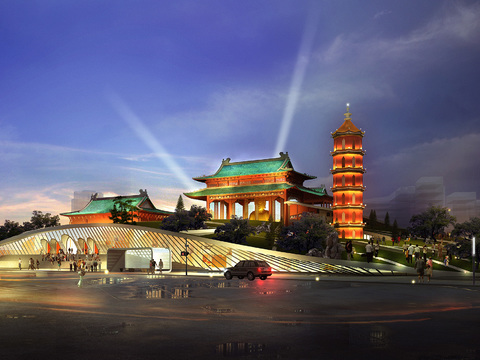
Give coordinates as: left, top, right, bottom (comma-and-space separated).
224, 260, 272, 281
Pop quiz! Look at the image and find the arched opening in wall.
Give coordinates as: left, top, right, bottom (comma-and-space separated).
40, 239, 49, 254
77, 238, 87, 255
342, 194, 345, 205
62, 234, 76, 254
352, 157, 355, 167
342, 175, 345, 186
352, 175, 356, 186
352, 193, 356, 204
342, 138, 345, 150
209, 202, 215, 217
235, 201, 244, 219
274, 198, 283, 222
87, 238, 98, 255
342, 157, 345, 168
247, 201, 255, 218
342, 212, 345, 222
49, 239, 60, 254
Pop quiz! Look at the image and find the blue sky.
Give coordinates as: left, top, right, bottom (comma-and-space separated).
1, 1, 479, 224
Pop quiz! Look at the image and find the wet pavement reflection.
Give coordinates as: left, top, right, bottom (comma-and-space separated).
1, 271, 480, 359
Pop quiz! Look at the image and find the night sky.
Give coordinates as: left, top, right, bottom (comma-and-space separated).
1, 1, 479, 224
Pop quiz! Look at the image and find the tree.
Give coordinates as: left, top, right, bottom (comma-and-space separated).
159, 205, 211, 232
175, 195, 185, 212
276, 213, 336, 254
159, 210, 191, 232
384, 212, 390, 228
29, 210, 60, 229
264, 215, 283, 249
391, 219, 399, 240
407, 206, 456, 242
452, 217, 480, 240
109, 198, 138, 224
214, 216, 255, 244
0, 220, 24, 240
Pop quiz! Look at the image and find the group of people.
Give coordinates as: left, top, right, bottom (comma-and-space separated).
148, 258, 164, 274
364, 240, 380, 263
413, 254, 434, 282
70, 255, 102, 273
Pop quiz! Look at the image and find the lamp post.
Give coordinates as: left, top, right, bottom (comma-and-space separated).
473, 236, 476, 286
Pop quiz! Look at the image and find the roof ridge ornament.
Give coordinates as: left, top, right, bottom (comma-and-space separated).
344, 102, 352, 120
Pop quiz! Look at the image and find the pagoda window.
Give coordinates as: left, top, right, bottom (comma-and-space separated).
352, 175, 356, 186
342, 194, 345, 205
352, 212, 356, 222
342, 175, 345, 186
341, 230, 345, 239
352, 157, 355, 167
342, 157, 345, 168
342, 212, 345, 222
352, 230, 356, 238
352, 141, 356, 150
342, 138, 345, 150
352, 193, 356, 204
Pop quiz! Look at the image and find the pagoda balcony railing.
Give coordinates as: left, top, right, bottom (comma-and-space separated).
330, 167, 366, 174
331, 222, 366, 228
331, 185, 366, 192
332, 204, 366, 209
330, 149, 366, 156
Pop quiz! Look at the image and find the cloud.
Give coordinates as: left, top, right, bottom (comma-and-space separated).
366, 132, 480, 197
373, 10, 392, 20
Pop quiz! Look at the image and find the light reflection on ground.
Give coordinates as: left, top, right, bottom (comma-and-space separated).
0, 271, 479, 359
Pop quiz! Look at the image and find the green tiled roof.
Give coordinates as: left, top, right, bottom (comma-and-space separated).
184, 183, 329, 200
185, 183, 293, 198
61, 195, 173, 216
194, 152, 315, 181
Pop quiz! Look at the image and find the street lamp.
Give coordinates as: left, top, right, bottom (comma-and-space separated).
473, 236, 476, 286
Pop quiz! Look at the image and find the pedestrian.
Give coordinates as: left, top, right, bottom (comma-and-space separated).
414, 245, 421, 262
407, 244, 414, 263
422, 245, 428, 262
402, 242, 407, 254
36, 259, 40, 270
73, 260, 77, 272
345, 240, 353, 261
391, 237, 395, 246
98, 258, 102, 271
438, 242, 444, 259
426, 257, 433, 282
415, 256, 425, 283
18, 258, 22, 270
69, 259, 73, 272
78, 267, 86, 287
57, 259, 62, 271
382, 236, 385, 245
444, 256, 449, 266
365, 241, 373, 263
158, 258, 164, 274
374, 240, 380, 257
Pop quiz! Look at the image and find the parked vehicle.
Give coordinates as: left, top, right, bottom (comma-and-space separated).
224, 260, 272, 281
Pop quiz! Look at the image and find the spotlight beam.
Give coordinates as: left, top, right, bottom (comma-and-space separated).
274, 7, 319, 156
108, 92, 193, 190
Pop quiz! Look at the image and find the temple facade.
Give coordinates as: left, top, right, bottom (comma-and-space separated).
61, 190, 173, 225
331, 105, 366, 240
184, 152, 333, 225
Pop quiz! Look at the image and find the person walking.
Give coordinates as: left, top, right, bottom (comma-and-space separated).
78, 267, 86, 287
374, 240, 380, 257
426, 257, 433, 282
36, 259, 40, 270
407, 244, 414, 263
345, 240, 353, 261
415, 256, 425, 283
365, 241, 373, 263
18, 258, 22, 270
158, 258, 164, 274
422, 245, 428, 261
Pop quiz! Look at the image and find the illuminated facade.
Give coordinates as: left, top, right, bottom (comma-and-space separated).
331, 105, 366, 240
184, 152, 332, 225
61, 190, 172, 225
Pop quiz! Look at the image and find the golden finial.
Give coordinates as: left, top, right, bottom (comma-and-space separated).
344, 103, 351, 120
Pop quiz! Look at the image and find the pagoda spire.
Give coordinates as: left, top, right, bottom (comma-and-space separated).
344, 103, 352, 120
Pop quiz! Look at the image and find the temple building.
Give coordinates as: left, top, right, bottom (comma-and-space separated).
61, 190, 173, 225
331, 105, 366, 240
184, 152, 332, 225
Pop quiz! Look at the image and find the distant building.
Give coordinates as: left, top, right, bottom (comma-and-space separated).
62, 190, 173, 225
184, 152, 332, 225
368, 177, 480, 227
71, 190, 103, 212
